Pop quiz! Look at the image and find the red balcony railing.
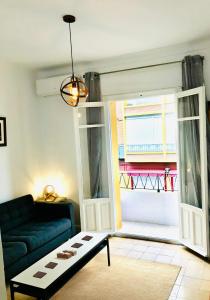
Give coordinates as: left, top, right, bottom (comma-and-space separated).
119, 169, 178, 192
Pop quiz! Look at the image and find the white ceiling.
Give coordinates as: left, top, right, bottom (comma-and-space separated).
0, 0, 210, 68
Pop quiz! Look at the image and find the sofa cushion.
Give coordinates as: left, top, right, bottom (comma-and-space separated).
0, 195, 34, 233
2, 242, 27, 267
3, 218, 71, 252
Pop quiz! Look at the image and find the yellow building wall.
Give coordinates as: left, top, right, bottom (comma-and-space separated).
109, 102, 122, 229
116, 96, 177, 163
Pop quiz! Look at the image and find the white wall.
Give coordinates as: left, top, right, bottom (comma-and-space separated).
37, 38, 210, 98
121, 190, 179, 226
0, 62, 40, 202
100, 40, 210, 99
36, 95, 80, 222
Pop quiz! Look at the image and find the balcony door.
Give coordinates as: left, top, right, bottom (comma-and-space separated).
177, 86, 209, 257
73, 102, 115, 232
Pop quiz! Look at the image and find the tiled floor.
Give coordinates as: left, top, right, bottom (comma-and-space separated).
118, 221, 179, 241
108, 237, 210, 300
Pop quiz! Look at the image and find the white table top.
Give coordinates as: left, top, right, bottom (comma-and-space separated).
11, 232, 108, 289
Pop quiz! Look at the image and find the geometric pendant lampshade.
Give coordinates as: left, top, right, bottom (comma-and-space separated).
60, 15, 88, 107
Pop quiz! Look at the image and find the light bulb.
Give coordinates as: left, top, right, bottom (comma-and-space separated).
70, 80, 79, 99
71, 86, 78, 97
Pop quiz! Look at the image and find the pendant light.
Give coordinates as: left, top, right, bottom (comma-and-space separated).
60, 15, 88, 107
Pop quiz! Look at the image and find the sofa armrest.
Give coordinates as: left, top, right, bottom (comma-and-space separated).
34, 202, 76, 236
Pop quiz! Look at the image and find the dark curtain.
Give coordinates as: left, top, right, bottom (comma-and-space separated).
180, 55, 210, 208
182, 55, 204, 89
85, 72, 102, 198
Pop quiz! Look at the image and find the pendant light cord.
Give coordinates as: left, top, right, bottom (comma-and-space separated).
68, 23, 74, 77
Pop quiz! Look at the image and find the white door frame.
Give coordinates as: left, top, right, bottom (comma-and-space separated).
104, 102, 117, 232
104, 87, 180, 232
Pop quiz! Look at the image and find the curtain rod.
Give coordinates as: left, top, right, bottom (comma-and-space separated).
99, 60, 182, 76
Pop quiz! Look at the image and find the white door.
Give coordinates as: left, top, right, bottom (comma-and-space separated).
73, 102, 115, 232
176, 86, 209, 257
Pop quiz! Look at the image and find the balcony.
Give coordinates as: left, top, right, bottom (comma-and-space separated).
118, 170, 179, 241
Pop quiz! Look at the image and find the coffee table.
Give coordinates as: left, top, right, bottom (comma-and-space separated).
10, 232, 110, 300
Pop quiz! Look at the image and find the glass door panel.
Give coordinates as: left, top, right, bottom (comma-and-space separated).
78, 106, 104, 126
79, 126, 109, 199
177, 86, 209, 257
178, 95, 199, 118
178, 120, 201, 208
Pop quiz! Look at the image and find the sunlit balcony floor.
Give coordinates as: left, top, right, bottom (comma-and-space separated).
117, 221, 179, 242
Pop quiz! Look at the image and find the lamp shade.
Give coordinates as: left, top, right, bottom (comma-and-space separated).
60, 75, 88, 107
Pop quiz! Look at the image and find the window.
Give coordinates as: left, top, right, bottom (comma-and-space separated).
124, 95, 176, 154
126, 114, 163, 153
117, 94, 176, 158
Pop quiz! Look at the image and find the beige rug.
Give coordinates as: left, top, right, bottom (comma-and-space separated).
7, 254, 180, 300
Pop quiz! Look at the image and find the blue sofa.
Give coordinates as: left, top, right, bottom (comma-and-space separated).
0, 194, 76, 281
